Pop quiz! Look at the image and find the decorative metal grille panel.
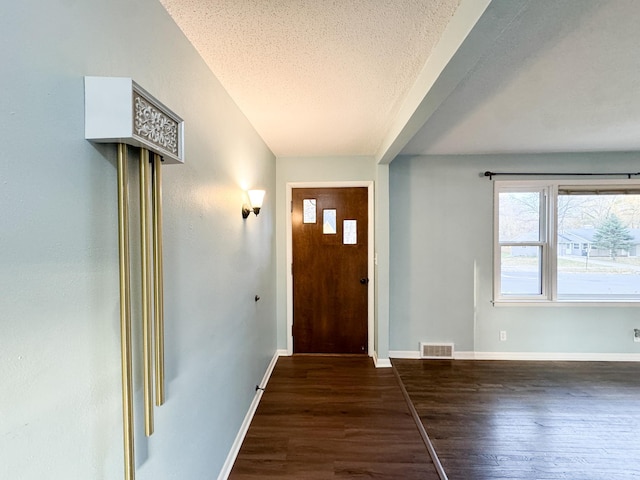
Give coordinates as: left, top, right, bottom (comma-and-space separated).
133, 92, 179, 157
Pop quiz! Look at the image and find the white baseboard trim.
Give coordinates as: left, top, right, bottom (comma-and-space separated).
452, 351, 476, 360
217, 349, 285, 480
372, 351, 392, 368
274, 348, 289, 358
390, 350, 640, 362
472, 351, 640, 361
388, 350, 421, 359
389, 350, 475, 360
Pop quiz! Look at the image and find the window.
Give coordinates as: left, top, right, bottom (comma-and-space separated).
494, 180, 640, 303
496, 188, 548, 298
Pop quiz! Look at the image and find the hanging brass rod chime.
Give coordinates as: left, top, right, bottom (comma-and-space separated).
117, 143, 135, 480
85, 76, 184, 480
139, 148, 154, 437
152, 152, 166, 407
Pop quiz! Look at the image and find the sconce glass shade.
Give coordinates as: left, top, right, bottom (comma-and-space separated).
243, 189, 266, 218
248, 190, 265, 210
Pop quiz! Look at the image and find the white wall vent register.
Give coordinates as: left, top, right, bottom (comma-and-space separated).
420, 342, 454, 359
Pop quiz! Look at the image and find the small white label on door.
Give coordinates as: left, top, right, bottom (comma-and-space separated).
303, 199, 316, 223
343, 220, 357, 244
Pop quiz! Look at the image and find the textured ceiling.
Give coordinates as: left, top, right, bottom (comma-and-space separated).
159, 0, 460, 157
402, 0, 640, 156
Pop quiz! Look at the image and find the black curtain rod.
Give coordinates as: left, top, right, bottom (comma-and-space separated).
483, 171, 640, 180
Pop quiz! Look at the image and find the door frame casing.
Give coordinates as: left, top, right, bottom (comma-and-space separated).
286, 181, 375, 357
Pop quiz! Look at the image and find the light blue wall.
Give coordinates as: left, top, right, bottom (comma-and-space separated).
1, 1, 276, 479
390, 153, 640, 355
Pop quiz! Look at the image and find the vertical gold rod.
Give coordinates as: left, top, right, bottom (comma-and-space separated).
117, 144, 135, 480
139, 148, 154, 436
152, 154, 166, 406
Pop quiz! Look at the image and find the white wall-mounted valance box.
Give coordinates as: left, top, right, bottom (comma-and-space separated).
84, 76, 184, 164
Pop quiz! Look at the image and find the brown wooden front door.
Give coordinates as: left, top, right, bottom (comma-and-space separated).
292, 187, 368, 354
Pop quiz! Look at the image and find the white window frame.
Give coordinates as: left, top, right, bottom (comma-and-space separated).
493, 179, 640, 306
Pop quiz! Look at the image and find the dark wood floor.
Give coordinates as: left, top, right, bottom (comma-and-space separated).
229, 356, 640, 480
393, 359, 640, 480
228, 355, 439, 479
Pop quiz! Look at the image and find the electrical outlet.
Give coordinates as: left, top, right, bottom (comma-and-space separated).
499, 330, 507, 342
634, 329, 640, 343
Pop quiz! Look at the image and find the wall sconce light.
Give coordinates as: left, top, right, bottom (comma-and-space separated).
242, 189, 266, 219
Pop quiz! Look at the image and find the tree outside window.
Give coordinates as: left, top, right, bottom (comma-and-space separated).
593, 214, 634, 261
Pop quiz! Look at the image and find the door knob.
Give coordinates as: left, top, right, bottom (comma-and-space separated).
360, 278, 369, 285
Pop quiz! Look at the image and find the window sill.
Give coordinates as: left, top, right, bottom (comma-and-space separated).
492, 300, 640, 307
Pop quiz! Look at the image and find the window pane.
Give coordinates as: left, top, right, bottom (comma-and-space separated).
500, 246, 542, 295
499, 191, 541, 242
343, 220, 357, 244
303, 199, 316, 223
557, 192, 640, 299
323, 209, 336, 234
557, 257, 640, 298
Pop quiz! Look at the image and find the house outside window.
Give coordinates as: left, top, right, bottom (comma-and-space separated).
494, 180, 640, 303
